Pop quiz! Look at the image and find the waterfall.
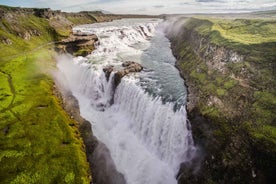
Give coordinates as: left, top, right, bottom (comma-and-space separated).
114, 79, 192, 170
57, 19, 195, 184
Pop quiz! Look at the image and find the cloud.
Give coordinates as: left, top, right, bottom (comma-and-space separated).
1, 0, 276, 14
195, 0, 224, 2
153, 5, 165, 9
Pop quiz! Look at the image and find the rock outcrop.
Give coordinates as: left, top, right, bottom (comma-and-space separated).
0, 5, 122, 46
188, 30, 244, 73
56, 33, 98, 56
103, 61, 143, 87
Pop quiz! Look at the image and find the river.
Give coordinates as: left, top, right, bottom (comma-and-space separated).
57, 18, 195, 184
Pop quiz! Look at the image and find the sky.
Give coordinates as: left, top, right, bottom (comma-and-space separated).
0, 0, 276, 14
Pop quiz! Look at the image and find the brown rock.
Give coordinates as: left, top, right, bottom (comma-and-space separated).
23, 32, 31, 40
2, 38, 12, 45
122, 61, 143, 72
56, 34, 98, 56
102, 61, 143, 88
103, 65, 114, 80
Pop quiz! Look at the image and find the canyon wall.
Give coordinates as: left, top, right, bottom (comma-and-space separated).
168, 17, 276, 184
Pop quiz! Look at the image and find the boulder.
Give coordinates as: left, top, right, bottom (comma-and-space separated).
103, 61, 143, 97
122, 61, 143, 72
102, 65, 114, 81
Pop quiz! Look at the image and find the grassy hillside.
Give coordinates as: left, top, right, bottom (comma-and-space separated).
181, 17, 276, 138
0, 6, 116, 184
171, 17, 276, 183
0, 49, 90, 184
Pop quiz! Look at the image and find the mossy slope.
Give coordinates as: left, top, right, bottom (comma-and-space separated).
0, 51, 90, 184
0, 5, 118, 184
170, 17, 276, 184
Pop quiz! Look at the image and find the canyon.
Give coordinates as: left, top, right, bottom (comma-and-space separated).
0, 5, 275, 184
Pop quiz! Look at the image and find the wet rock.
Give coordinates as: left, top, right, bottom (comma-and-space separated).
122, 61, 143, 71
103, 61, 143, 86
122, 61, 133, 67
102, 61, 143, 105
56, 34, 98, 56
91, 142, 127, 184
103, 65, 114, 81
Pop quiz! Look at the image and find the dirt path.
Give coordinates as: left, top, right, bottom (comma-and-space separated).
0, 70, 20, 120
0, 41, 57, 112
1, 41, 56, 62
0, 70, 15, 109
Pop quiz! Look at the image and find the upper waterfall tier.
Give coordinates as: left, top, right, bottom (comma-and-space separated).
73, 18, 187, 109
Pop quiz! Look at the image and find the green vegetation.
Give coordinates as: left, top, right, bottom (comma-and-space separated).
0, 50, 90, 183
0, 6, 106, 184
0, 15, 57, 60
186, 18, 276, 63
173, 17, 276, 183
186, 17, 276, 44
181, 17, 276, 140
66, 14, 97, 25
211, 19, 276, 44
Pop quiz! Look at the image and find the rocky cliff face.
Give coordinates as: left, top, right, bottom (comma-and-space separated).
168, 17, 276, 184
187, 30, 244, 73
56, 33, 98, 56
0, 5, 122, 44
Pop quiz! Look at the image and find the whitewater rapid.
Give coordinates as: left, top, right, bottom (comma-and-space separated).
57, 19, 195, 184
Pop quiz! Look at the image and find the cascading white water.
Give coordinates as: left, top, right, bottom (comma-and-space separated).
57, 19, 195, 184
113, 79, 193, 170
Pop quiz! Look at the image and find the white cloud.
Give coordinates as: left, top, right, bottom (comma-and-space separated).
2, 0, 276, 14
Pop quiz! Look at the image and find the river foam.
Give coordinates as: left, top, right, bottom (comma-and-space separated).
57, 19, 195, 184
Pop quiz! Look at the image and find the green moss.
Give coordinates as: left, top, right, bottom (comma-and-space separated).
67, 16, 96, 25
201, 105, 221, 118
0, 48, 90, 183
211, 19, 276, 44
190, 70, 206, 84
216, 88, 226, 96
251, 125, 276, 148
223, 79, 238, 90
252, 91, 276, 126
206, 83, 217, 94
56, 29, 71, 37
73, 46, 94, 57
189, 18, 276, 45
0, 12, 91, 183
254, 91, 276, 107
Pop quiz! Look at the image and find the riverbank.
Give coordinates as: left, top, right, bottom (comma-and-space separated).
168, 17, 276, 184
0, 5, 123, 183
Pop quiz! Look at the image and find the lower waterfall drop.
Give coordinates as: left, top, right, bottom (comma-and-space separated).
57, 18, 195, 184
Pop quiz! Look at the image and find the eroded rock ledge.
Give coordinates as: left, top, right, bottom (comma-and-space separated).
103, 61, 143, 87
56, 33, 98, 57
